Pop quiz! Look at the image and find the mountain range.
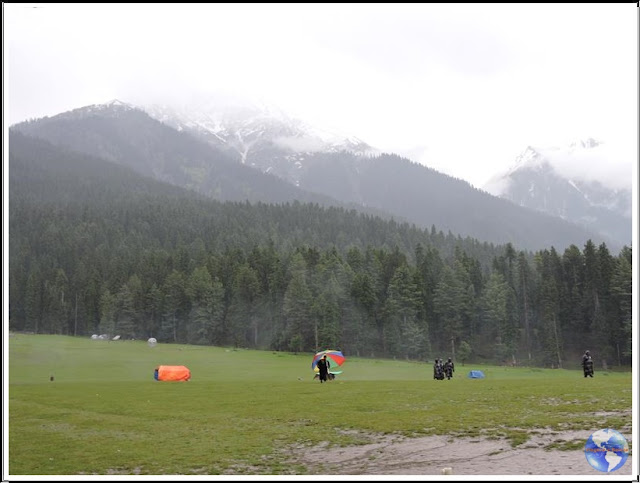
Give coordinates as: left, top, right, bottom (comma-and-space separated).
144, 101, 378, 188
10, 100, 628, 253
484, 139, 631, 248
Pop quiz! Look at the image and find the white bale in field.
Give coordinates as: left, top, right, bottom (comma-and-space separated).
148, 337, 157, 348
91, 334, 98, 340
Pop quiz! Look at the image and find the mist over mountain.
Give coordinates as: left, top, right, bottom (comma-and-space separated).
10, 101, 625, 253
141, 101, 623, 252
9, 101, 390, 221
483, 139, 631, 248
144, 100, 378, 188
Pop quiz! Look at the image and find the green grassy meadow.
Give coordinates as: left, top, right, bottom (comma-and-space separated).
8, 334, 632, 475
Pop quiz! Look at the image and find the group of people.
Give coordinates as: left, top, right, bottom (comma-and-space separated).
317, 350, 594, 383
433, 357, 455, 380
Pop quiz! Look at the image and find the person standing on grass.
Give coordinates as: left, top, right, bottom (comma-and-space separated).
317, 354, 331, 383
433, 358, 444, 380
444, 357, 455, 380
582, 350, 594, 377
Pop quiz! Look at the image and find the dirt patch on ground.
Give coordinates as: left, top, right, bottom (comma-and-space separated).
288, 430, 633, 476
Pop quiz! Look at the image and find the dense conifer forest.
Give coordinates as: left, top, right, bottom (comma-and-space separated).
9, 131, 632, 367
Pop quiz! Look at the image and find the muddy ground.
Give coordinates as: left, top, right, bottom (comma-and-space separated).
287, 429, 634, 476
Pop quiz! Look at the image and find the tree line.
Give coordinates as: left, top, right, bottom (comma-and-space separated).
9, 196, 631, 368
8, 131, 632, 367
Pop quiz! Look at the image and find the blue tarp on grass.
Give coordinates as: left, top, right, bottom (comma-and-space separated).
467, 370, 485, 379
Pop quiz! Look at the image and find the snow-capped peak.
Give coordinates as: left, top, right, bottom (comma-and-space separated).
481, 136, 632, 247
484, 137, 632, 198
105, 99, 130, 108
512, 146, 545, 169
144, 101, 379, 157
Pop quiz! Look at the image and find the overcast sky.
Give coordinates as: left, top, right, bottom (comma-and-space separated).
4, 3, 638, 188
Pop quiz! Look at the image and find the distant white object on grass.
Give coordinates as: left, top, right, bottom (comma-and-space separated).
148, 338, 157, 348
91, 334, 98, 340
112, 335, 121, 341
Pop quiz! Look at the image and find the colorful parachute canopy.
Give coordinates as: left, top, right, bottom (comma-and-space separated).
311, 350, 346, 370
154, 365, 191, 381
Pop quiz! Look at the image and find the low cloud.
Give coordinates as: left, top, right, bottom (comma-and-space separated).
538, 141, 632, 192
272, 135, 327, 153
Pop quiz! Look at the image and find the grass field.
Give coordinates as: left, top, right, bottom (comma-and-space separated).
7, 334, 633, 475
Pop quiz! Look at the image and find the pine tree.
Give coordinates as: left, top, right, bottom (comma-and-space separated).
282, 253, 313, 352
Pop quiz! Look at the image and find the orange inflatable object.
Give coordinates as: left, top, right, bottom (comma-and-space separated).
154, 365, 191, 381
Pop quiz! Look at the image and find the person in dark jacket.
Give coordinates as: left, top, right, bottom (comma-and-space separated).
444, 357, 455, 380
317, 355, 331, 383
433, 358, 444, 380
582, 350, 594, 377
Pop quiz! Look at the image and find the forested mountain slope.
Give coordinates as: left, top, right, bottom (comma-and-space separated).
8, 131, 631, 367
